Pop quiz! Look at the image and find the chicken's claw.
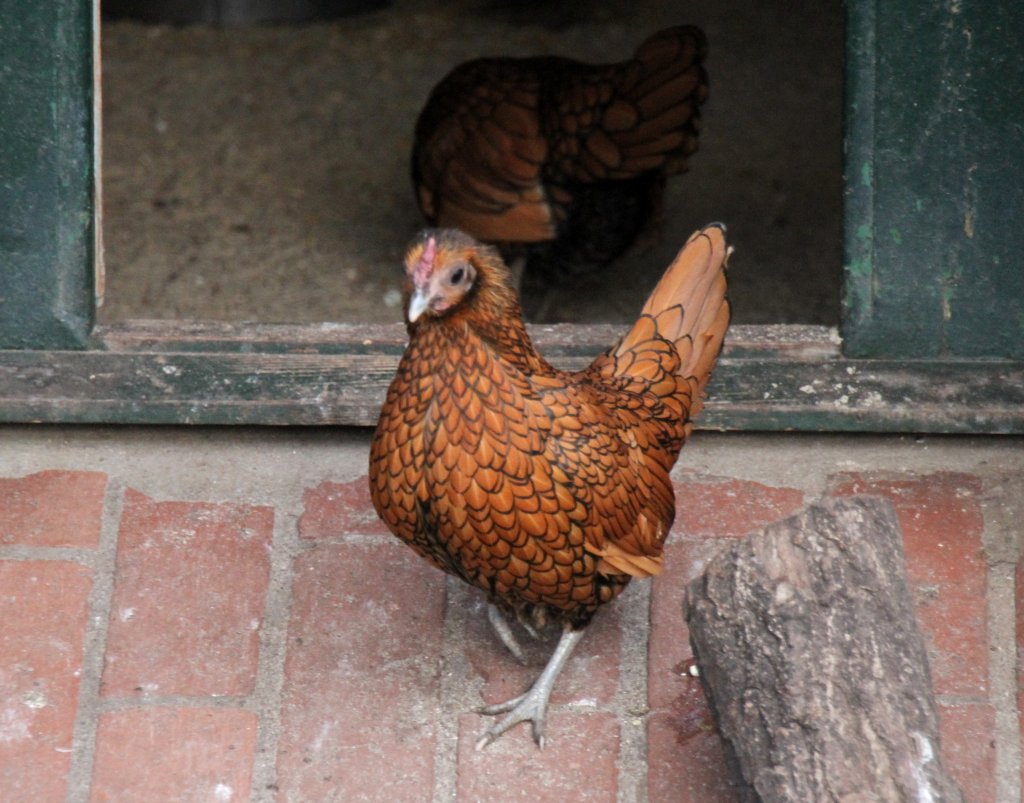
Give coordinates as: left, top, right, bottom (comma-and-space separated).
476, 690, 548, 750
474, 626, 585, 750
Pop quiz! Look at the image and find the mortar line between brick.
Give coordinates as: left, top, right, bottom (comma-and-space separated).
432, 576, 471, 803
616, 580, 652, 803
299, 531, 393, 546
249, 495, 304, 803
96, 695, 251, 711
0, 546, 95, 563
988, 563, 1020, 803
65, 478, 125, 803
934, 693, 1005, 706
979, 475, 1023, 803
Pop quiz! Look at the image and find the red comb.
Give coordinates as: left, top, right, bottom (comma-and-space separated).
414, 236, 436, 286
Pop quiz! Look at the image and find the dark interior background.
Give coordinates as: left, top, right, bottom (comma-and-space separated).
99, 0, 843, 326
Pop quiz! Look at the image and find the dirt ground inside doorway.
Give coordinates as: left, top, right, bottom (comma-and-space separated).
99, 0, 843, 327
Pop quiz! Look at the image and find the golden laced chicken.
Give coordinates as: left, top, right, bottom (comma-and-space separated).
369, 224, 730, 748
411, 26, 709, 288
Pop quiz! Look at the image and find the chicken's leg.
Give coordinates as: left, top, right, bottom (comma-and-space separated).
475, 624, 585, 750
487, 604, 528, 664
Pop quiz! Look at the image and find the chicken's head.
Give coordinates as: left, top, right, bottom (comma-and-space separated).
402, 229, 483, 324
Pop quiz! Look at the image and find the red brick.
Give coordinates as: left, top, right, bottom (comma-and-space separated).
101, 489, 273, 698
463, 592, 621, 710
937, 702, 996, 803
670, 474, 805, 541
651, 479, 805, 713
457, 711, 619, 801
646, 539, 735, 801
649, 542, 722, 712
0, 470, 107, 548
90, 707, 257, 802
831, 473, 987, 697
299, 477, 389, 540
1017, 560, 1024, 691
648, 710, 737, 803
1019, 692, 1024, 796
0, 561, 91, 802
276, 542, 445, 801
645, 479, 804, 801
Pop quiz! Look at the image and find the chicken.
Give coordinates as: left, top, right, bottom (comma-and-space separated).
411, 26, 709, 289
368, 223, 730, 748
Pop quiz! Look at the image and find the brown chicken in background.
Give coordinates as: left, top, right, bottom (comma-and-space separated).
369, 223, 730, 748
411, 26, 709, 292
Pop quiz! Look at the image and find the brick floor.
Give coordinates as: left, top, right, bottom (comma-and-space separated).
455, 711, 620, 802
0, 561, 92, 802
90, 707, 258, 802
648, 477, 806, 803
831, 473, 989, 696
102, 490, 274, 699
938, 702, 998, 803
299, 478, 390, 540
0, 470, 107, 548
276, 542, 446, 801
831, 472, 996, 802
0, 440, 1018, 803
647, 708, 735, 803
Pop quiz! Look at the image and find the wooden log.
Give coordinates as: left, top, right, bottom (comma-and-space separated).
684, 496, 964, 802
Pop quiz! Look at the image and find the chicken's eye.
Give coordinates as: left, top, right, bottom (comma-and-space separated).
450, 268, 465, 285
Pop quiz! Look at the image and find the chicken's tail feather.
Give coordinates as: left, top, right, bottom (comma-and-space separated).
613, 223, 731, 418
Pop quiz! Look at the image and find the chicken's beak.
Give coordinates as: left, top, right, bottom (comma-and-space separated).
407, 287, 430, 323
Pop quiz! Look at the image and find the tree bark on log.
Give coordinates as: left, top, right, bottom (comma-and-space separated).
684, 495, 964, 802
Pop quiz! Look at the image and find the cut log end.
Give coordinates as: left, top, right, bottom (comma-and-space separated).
684, 495, 964, 803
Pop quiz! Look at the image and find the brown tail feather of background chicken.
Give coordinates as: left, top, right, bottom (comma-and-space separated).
369, 223, 730, 747
412, 26, 710, 285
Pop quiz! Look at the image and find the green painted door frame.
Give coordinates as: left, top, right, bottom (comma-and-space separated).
843, 0, 1024, 358
0, 0, 96, 349
0, 0, 1021, 430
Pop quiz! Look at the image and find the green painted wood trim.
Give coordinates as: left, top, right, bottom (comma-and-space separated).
0, 322, 1020, 432
842, 0, 1024, 359
0, 0, 96, 349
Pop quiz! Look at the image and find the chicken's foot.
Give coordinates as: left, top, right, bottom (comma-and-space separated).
475, 624, 585, 750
